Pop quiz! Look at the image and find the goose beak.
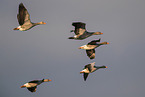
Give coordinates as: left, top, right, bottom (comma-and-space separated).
13, 28, 19, 30
107, 42, 109, 44
49, 79, 52, 81
100, 32, 103, 34
43, 22, 46, 24
105, 66, 108, 68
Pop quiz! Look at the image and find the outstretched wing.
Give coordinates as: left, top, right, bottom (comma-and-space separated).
87, 38, 101, 45
27, 86, 37, 92
72, 22, 86, 35
85, 64, 92, 72
86, 49, 95, 59
17, 3, 31, 25
28, 80, 40, 83
83, 73, 89, 81
72, 22, 86, 29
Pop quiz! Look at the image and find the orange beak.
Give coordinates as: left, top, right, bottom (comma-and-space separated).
100, 32, 103, 34
49, 79, 52, 81
13, 28, 19, 30
43, 22, 46, 24
105, 66, 108, 68
107, 42, 109, 44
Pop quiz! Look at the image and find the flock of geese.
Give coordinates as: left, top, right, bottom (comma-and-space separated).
15, 3, 109, 92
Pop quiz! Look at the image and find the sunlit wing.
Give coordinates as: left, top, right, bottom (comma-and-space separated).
17, 3, 31, 25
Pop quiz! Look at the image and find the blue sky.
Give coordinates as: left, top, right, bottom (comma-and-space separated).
0, 0, 145, 97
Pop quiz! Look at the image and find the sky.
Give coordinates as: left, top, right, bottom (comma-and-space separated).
0, 0, 145, 97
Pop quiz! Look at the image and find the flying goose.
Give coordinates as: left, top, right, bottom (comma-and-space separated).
13, 3, 46, 31
79, 38, 109, 59
68, 22, 103, 40
80, 62, 107, 81
21, 79, 51, 92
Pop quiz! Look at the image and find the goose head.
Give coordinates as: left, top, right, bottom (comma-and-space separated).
38, 21, 46, 24
93, 32, 103, 35
99, 42, 109, 45
43, 79, 51, 82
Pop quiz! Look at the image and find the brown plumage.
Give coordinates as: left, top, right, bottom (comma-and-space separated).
20, 79, 51, 92
68, 22, 103, 40
79, 38, 109, 59
80, 62, 107, 81
14, 3, 46, 31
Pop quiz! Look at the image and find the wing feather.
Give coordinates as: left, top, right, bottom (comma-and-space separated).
29, 80, 40, 83
86, 49, 95, 59
72, 22, 86, 35
17, 3, 30, 25
83, 73, 89, 81
87, 39, 101, 45
27, 86, 37, 92
85, 64, 92, 72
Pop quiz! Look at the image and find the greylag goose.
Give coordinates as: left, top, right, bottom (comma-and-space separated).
79, 38, 109, 59
68, 22, 103, 40
80, 62, 107, 81
13, 3, 46, 31
21, 79, 51, 92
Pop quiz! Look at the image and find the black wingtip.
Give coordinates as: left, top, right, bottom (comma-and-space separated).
19, 3, 25, 8
70, 30, 74, 32
72, 22, 86, 29
89, 55, 95, 59
72, 22, 85, 25
90, 57, 95, 60
68, 37, 74, 39
98, 38, 101, 42
19, 3, 24, 6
